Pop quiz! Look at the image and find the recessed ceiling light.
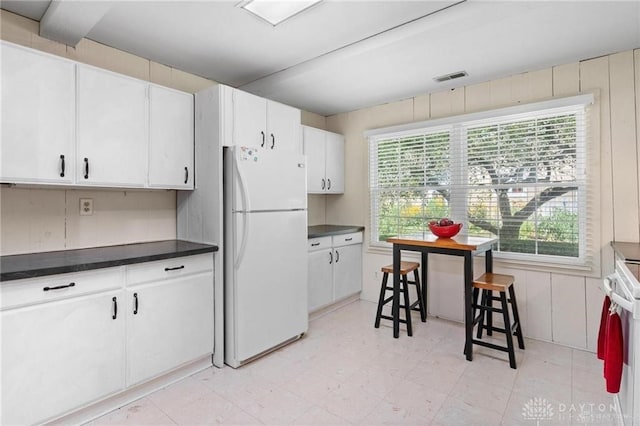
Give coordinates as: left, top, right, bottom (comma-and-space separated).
240, 0, 322, 26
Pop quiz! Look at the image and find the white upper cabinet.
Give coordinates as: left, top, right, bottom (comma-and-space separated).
302, 125, 345, 194
303, 126, 327, 193
233, 89, 268, 148
148, 85, 194, 189
1, 43, 75, 184
266, 100, 301, 152
77, 65, 148, 187
232, 88, 300, 152
0, 41, 194, 190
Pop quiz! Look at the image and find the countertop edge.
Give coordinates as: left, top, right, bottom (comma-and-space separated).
308, 225, 365, 239
1, 242, 218, 282
611, 241, 640, 263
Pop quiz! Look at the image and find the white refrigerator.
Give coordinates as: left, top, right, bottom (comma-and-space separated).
223, 146, 308, 368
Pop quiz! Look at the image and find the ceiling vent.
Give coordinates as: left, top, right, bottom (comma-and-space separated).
434, 71, 468, 83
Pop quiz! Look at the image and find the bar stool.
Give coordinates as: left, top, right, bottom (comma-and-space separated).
471, 272, 525, 369
374, 261, 426, 336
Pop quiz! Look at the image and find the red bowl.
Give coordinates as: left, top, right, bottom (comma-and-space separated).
429, 222, 463, 238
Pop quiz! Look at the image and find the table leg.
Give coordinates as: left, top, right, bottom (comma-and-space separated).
486, 249, 493, 273
393, 244, 401, 338
421, 251, 428, 320
464, 251, 474, 361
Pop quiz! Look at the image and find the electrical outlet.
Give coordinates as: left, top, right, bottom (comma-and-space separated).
80, 198, 93, 216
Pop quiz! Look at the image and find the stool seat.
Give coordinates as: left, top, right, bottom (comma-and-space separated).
473, 273, 514, 292
381, 261, 420, 275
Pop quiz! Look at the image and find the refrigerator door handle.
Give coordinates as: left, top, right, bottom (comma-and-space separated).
235, 153, 250, 268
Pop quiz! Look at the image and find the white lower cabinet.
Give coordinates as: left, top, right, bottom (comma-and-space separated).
1, 269, 125, 426
333, 243, 363, 300
307, 232, 362, 313
125, 257, 214, 386
308, 237, 333, 312
0, 253, 214, 425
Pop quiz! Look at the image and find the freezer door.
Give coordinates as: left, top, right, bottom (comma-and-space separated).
229, 146, 307, 212
231, 210, 308, 362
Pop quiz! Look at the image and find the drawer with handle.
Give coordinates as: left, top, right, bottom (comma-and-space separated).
308, 236, 331, 252
1, 267, 124, 310
126, 253, 213, 286
332, 232, 363, 248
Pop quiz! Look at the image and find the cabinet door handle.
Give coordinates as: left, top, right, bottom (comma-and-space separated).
59, 154, 65, 177
43, 282, 75, 292
261, 131, 265, 147
133, 292, 139, 315
329, 251, 333, 264
311, 242, 320, 247
270, 134, 275, 149
164, 265, 185, 271
184, 166, 189, 184
327, 178, 331, 190
321, 178, 325, 190
112, 296, 118, 320
335, 249, 340, 263
345, 237, 353, 241
84, 158, 89, 179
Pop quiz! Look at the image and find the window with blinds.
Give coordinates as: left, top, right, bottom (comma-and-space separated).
368, 95, 595, 268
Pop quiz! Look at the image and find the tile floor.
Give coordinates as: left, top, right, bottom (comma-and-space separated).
89, 300, 615, 425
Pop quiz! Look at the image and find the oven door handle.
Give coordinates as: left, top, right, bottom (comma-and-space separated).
604, 274, 634, 313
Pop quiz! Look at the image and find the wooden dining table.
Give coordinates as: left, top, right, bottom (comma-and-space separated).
386, 234, 499, 361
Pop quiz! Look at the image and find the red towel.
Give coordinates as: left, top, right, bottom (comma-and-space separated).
597, 296, 611, 360
604, 311, 623, 393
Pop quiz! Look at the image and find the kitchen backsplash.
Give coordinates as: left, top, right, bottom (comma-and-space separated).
0, 187, 176, 255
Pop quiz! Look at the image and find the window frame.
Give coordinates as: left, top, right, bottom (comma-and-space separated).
366, 94, 597, 272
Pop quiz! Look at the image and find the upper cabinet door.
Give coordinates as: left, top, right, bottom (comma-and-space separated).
77, 66, 148, 187
1, 43, 75, 184
266, 101, 301, 152
233, 89, 267, 149
148, 86, 194, 189
302, 126, 327, 193
325, 131, 345, 194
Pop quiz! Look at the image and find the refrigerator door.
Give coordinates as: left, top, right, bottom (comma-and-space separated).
231, 209, 308, 362
229, 146, 307, 212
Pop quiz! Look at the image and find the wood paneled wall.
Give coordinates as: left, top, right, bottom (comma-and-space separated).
323, 49, 640, 352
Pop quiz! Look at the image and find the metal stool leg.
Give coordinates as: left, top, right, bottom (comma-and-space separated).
486, 290, 493, 336
500, 292, 517, 369
509, 285, 525, 350
374, 272, 389, 328
402, 274, 413, 336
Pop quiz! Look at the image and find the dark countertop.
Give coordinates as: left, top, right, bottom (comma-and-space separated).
611, 241, 640, 263
308, 225, 365, 239
1, 240, 218, 282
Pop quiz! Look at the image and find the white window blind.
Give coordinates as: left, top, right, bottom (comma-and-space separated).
368, 94, 596, 269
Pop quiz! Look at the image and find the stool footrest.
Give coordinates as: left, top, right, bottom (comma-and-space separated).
472, 339, 509, 353
480, 325, 508, 334
379, 314, 409, 325
471, 304, 504, 314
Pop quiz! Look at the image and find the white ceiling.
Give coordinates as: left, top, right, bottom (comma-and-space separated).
2, 1, 640, 116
